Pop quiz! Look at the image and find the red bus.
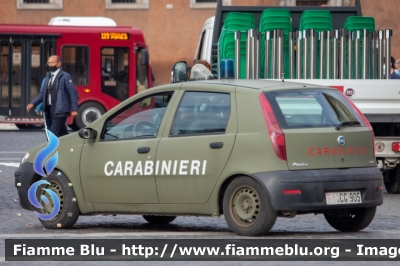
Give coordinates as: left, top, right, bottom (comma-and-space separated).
0, 22, 152, 129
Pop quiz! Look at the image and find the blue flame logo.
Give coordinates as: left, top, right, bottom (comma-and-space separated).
28, 130, 60, 220
28, 180, 60, 220
33, 131, 59, 177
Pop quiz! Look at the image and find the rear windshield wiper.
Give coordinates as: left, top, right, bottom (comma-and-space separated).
335, 120, 361, 130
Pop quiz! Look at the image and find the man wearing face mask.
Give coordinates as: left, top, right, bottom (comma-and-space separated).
26, 55, 79, 137
391, 59, 400, 79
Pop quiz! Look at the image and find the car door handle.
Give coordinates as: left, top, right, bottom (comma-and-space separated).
210, 142, 223, 149
137, 147, 150, 154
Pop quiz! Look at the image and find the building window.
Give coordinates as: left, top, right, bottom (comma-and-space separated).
17, 0, 63, 9
280, 0, 349, 6
190, 0, 231, 9
105, 0, 149, 9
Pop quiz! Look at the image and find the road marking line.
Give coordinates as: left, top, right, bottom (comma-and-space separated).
0, 162, 20, 167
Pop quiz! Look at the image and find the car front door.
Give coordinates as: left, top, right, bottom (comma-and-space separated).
155, 88, 236, 204
80, 91, 174, 204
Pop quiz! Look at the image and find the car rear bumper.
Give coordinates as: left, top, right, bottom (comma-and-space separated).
14, 162, 36, 211
252, 167, 383, 211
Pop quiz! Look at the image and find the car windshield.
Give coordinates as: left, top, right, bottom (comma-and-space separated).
265, 89, 363, 129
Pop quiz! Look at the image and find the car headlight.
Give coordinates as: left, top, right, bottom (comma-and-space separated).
21, 152, 30, 165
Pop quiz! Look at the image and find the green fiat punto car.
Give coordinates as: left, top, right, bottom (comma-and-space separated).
15, 76, 383, 236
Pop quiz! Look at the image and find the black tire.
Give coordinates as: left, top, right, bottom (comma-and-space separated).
324, 207, 376, 232
223, 176, 277, 236
16, 124, 45, 130
384, 166, 400, 194
142, 215, 177, 224
75, 102, 105, 129
34, 171, 80, 229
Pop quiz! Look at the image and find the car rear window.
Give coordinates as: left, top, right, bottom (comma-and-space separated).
264, 89, 363, 129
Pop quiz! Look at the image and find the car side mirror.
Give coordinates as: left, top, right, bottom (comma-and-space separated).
171, 61, 188, 83
78, 128, 98, 139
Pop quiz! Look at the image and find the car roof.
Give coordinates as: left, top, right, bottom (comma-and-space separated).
180, 79, 335, 91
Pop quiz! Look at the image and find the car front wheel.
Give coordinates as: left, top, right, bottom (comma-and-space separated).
223, 176, 277, 236
324, 206, 376, 232
33, 171, 80, 229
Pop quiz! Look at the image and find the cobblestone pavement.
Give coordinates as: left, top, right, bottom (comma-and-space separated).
1, 129, 399, 265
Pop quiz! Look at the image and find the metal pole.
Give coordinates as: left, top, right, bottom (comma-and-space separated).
296, 31, 302, 79
246, 29, 252, 79
378, 30, 384, 79
272, 30, 277, 79
264, 31, 271, 79
319, 31, 325, 79
234, 31, 241, 79
332, 30, 339, 79
385, 29, 392, 80
362, 29, 370, 79
371, 32, 377, 79
354, 30, 360, 79
276, 30, 284, 79
326, 30, 331, 79
310, 29, 316, 79
303, 30, 308, 79
255, 30, 260, 79
289, 32, 294, 79
348, 31, 353, 79
339, 29, 347, 79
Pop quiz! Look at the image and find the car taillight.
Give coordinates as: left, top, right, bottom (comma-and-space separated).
259, 93, 286, 161
341, 94, 375, 157
392, 142, 400, 152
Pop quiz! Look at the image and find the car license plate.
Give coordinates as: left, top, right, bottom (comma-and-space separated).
325, 191, 362, 205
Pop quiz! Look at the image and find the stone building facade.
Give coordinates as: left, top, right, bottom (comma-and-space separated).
0, 0, 397, 85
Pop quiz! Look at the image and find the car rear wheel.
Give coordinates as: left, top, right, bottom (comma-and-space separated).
34, 171, 80, 229
324, 206, 376, 232
142, 215, 177, 224
223, 176, 277, 236
383, 166, 400, 194
75, 102, 105, 129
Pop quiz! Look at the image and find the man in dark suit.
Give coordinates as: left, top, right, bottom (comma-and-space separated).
27, 55, 79, 137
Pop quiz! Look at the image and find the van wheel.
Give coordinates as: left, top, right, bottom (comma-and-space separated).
324, 207, 376, 232
142, 215, 176, 224
33, 171, 80, 229
75, 102, 105, 129
223, 176, 277, 236
384, 166, 400, 194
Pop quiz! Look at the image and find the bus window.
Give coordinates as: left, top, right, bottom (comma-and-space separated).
101, 47, 129, 101
136, 49, 148, 93
62, 46, 89, 85
12, 41, 22, 107
30, 40, 41, 102
0, 41, 9, 108
42, 41, 55, 75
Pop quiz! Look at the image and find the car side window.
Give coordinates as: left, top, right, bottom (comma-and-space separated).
171, 91, 231, 136
102, 92, 174, 140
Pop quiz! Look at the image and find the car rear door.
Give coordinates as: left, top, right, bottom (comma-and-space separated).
155, 85, 236, 204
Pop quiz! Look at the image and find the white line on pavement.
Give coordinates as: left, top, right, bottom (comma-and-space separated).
0, 162, 20, 167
